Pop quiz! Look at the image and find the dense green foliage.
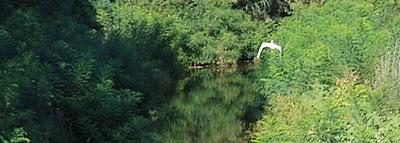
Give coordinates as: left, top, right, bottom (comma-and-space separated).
0, 0, 281, 142
253, 0, 400, 142
2, 0, 400, 142
0, 0, 181, 142
92, 0, 277, 65
258, 0, 400, 95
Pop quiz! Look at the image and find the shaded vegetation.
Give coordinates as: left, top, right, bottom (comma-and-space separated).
0, 0, 284, 142
0, 0, 181, 142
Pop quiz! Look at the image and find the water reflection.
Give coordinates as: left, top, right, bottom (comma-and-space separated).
163, 65, 264, 143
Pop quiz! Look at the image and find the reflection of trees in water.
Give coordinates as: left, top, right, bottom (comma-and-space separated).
163, 66, 264, 143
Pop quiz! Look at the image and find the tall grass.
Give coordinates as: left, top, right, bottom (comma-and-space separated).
375, 40, 400, 87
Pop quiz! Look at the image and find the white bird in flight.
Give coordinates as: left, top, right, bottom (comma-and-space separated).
256, 40, 282, 59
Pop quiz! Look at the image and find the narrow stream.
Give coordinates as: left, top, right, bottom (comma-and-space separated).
162, 64, 264, 143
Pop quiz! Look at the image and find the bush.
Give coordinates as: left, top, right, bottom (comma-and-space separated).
253, 0, 400, 142
93, 0, 274, 65
253, 70, 400, 142
258, 0, 399, 96
0, 1, 181, 142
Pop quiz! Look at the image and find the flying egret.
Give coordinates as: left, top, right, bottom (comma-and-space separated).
256, 40, 282, 60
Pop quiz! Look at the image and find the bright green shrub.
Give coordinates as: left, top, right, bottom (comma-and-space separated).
254, 0, 400, 142
258, 0, 400, 96
253, 70, 400, 142
2, 128, 31, 143
93, 0, 273, 65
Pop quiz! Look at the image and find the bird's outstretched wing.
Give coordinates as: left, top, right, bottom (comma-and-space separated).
257, 42, 282, 59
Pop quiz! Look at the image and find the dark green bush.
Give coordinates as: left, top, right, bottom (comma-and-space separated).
0, 1, 181, 142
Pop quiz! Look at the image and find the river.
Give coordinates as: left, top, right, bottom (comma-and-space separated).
162, 64, 264, 143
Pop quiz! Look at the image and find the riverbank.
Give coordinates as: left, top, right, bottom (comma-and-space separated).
252, 1, 400, 142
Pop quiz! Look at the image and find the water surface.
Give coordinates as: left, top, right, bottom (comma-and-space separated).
163, 65, 263, 143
